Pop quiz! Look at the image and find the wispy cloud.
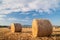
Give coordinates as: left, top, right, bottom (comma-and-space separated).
0, 0, 59, 14
0, 15, 6, 17
32, 13, 38, 16
0, 0, 60, 25
8, 18, 18, 21
0, 15, 7, 21
20, 12, 30, 15
0, 18, 5, 20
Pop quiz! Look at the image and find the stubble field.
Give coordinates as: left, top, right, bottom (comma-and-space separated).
0, 27, 60, 40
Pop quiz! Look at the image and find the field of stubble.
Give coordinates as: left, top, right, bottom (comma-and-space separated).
0, 27, 60, 40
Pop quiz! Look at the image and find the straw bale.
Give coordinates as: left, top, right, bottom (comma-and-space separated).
32, 19, 52, 37
10, 23, 22, 32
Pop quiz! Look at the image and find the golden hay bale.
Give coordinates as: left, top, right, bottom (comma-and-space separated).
10, 23, 22, 33
32, 19, 53, 37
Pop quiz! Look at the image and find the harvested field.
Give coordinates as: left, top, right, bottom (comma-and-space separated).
0, 27, 60, 40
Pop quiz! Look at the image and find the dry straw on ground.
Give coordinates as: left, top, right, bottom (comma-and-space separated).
32, 19, 53, 37
10, 23, 22, 33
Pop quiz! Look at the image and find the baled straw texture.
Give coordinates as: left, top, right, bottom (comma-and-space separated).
32, 19, 53, 37
10, 23, 22, 33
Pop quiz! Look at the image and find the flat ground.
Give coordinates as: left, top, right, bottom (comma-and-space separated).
0, 27, 60, 40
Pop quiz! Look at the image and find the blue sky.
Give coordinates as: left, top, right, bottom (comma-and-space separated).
0, 0, 60, 26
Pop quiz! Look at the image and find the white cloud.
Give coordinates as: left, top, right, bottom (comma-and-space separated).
0, 16, 32, 25
20, 17, 31, 22
0, 15, 6, 20
28, 0, 59, 13
25, 17, 30, 19
7, 17, 31, 22
8, 18, 18, 21
19, 19, 32, 25
20, 12, 30, 15
0, 8, 21, 14
32, 13, 38, 16
0, 15, 6, 17
0, 0, 59, 14
0, 18, 5, 20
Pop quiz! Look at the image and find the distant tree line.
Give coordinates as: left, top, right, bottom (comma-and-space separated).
22, 25, 31, 28
0, 26, 9, 28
